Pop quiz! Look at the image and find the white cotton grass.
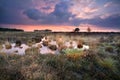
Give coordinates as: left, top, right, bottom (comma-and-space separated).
39, 45, 52, 54
0, 41, 17, 54
1, 40, 30, 55
65, 40, 77, 49
14, 42, 30, 55
49, 40, 58, 48
82, 45, 89, 50
76, 40, 90, 51
0, 36, 90, 55
48, 45, 58, 54
15, 43, 30, 55
14, 47, 26, 55
39, 40, 51, 54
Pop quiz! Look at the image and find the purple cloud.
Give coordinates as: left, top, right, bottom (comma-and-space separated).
0, 0, 120, 30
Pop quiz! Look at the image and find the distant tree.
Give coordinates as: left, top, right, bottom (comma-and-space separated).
74, 28, 80, 32
44, 29, 52, 32
0, 27, 24, 32
87, 27, 91, 32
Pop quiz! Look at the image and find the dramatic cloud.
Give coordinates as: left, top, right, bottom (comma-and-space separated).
23, 1, 73, 25
89, 14, 120, 29
69, 0, 100, 19
31, 0, 60, 13
23, 9, 45, 20
0, 0, 33, 24
0, 0, 120, 31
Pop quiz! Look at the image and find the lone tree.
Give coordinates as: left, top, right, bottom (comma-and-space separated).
87, 27, 91, 32
74, 28, 80, 32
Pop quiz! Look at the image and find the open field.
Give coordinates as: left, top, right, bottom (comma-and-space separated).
0, 32, 120, 80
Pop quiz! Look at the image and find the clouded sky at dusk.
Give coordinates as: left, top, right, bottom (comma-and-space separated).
0, 0, 120, 32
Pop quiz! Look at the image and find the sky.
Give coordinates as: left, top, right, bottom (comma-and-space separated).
0, 0, 120, 32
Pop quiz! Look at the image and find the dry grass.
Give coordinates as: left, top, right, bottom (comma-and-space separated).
0, 32, 120, 80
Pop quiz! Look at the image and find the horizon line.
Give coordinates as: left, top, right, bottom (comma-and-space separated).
0, 24, 120, 32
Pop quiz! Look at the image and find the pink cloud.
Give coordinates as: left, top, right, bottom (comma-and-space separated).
69, 0, 100, 19
104, 2, 113, 8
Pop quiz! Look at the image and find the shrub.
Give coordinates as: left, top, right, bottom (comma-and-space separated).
105, 46, 114, 53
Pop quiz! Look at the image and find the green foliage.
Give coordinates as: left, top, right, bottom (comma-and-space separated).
64, 49, 83, 54
98, 57, 117, 71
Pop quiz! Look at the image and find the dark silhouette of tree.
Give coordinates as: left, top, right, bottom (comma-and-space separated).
0, 27, 24, 32
74, 28, 80, 32
87, 27, 91, 32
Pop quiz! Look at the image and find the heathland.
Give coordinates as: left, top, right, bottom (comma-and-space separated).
0, 32, 120, 80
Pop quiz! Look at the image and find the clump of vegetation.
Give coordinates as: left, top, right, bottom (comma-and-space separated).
0, 32, 120, 80
98, 57, 117, 71
105, 46, 114, 53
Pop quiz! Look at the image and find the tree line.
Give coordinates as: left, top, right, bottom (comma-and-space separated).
0, 27, 24, 32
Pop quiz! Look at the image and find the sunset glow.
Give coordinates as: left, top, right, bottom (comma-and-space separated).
1, 24, 119, 32
0, 0, 120, 32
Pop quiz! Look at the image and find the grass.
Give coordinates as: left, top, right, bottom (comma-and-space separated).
0, 52, 120, 80
0, 32, 120, 80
